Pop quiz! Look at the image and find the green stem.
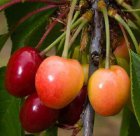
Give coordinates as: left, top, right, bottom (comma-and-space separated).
40, 33, 65, 56
119, 23, 130, 50
57, 37, 65, 54
62, 0, 78, 58
102, 7, 110, 69
122, 2, 140, 24
116, 0, 140, 25
69, 20, 87, 47
123, 8, 140, 12
71, 11, 80, 24
113, 14, 140, 54
40, 17, 83, 56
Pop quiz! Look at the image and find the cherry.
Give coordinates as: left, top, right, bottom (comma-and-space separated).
5, 47, 43, 97
88, 65, 130, 116
113, 38, 129, 61
35, 56, 84, 109
20, 93, 59, 133
58, 86, 87, 125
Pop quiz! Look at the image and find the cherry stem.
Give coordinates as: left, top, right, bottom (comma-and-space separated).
40, 17, 83, 56
71, 11, 80, 24
99, 0, 110, 69
69, 20, 87, 47
116, 0, 140, 25
110, 12, 140, 54
62, 0, 77, 58
35, 8, 69, 49
119, 24, 131, 50
57, 37, 65, 54
0, 0, 67, 11
122, 8, 140, 12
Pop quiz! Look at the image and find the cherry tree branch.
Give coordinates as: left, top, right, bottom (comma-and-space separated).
83, 0, 104, 136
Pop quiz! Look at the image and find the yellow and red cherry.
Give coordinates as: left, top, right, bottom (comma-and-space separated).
35, 56, 84, 109
88, 65, 130, 116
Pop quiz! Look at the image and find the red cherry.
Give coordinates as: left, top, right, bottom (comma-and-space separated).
20, 93, 59, 133
5, 47, 43, 97
58, 86, 87, 125
35, 56, 84, 109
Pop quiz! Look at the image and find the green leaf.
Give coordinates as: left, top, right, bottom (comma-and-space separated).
0, 67, 24, 136
0, 33, 9, 51
45, 126, 58, 136
130, 50, 140, 126
120, 107, 140, 136
5, 3, 57, 53
0, 0, 11, 6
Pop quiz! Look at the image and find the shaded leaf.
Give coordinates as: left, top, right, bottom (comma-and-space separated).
120, 107, 140, 136
0, 0, 10, 6
130, 50, 140, 126
0, 67, 24, 136
45, 126, 58, 136
5, 3, 57, 53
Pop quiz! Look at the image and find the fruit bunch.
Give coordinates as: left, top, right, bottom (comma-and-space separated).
2, 0, 140, 135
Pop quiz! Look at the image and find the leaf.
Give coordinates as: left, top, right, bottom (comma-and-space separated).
130, 50, 140, 126
0, 67, 24, 136
132, 0, 140, 9
0, 33, 9, 51
120, 107, 140, 136
45, 126, 58, 136
0, 0, 11, 6
5, 2, 57, 53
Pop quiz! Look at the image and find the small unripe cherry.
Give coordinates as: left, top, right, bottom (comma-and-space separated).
20, 93, 59, 133
88, 65, 130, 116
5, 47, 43, 97
35, 56, 84, 109
113, 39, 129, 61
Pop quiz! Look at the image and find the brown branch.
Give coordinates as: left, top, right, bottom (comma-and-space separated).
0, 0, 67, 11
82, 0, 104, 136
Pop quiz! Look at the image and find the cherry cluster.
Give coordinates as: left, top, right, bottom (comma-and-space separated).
5, 47, 87, 133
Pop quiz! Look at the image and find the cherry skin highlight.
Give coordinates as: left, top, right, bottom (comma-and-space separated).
58, 86, 87, 125
88, 65, 130, 116
35, 56, 84, 109
5, 47, 43, 97
20, 93, 59, 133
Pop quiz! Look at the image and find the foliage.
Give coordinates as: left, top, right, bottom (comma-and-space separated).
0, 0, 140, 136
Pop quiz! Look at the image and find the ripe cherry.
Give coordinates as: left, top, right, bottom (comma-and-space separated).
88, 65, 130, 116
58, 86, 87, 125
5, 47, 43, 97
20, 93, 59, 133
35, 56, 84, 109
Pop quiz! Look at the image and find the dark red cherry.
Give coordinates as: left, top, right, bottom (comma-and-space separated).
20, 93, 59, 133
58, 86, 87, 125
5, 47, 43, 97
